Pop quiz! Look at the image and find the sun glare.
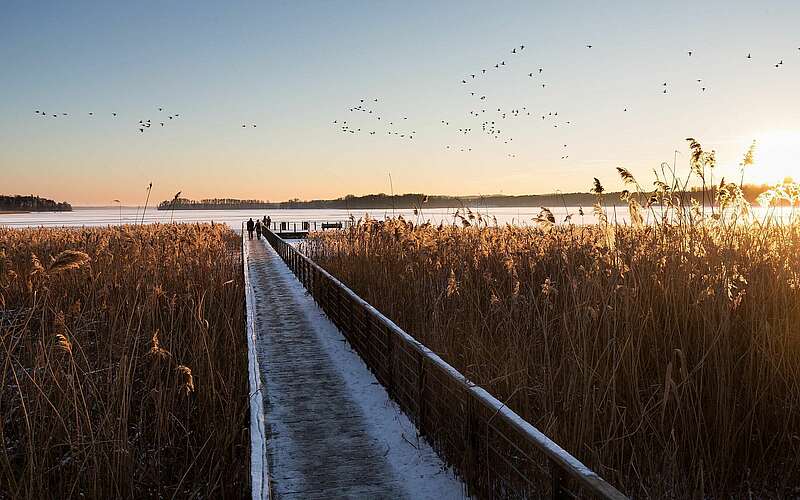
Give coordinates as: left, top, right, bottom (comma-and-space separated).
750, 131, 800, 185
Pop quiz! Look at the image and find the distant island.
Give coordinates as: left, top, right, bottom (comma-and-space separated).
0, 195, 72, 213
159, 185, 775, 211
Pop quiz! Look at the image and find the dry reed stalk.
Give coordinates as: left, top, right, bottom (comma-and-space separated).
0, 224, 248, 498
300, 141, 800, 497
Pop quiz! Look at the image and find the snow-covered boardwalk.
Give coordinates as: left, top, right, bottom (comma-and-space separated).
246, 238, 465, 500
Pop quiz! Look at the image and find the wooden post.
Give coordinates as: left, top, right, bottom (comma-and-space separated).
385, 326, 394, 398
417, 352, 427, 437
550, 459, 568, 500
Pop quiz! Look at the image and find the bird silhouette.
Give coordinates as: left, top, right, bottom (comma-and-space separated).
586, 44, 593, 48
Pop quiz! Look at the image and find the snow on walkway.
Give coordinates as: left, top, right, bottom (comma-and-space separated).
247, 237, 466, 500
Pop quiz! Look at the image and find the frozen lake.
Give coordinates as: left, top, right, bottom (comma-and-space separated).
0, 205, 790, 229
0, 205, 629, 228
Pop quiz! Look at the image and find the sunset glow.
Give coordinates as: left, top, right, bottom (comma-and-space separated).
750, 130, 800, 184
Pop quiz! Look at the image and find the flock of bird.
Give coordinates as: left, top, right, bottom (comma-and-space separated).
32, 107, 260, 133
333, 98, 417, 140
32, 43, 799, 159
33, 107, 185, 134
333, 42, 800, 162
440, 43, 574, 158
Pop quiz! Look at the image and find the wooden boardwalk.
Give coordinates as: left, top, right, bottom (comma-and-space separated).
246, 238, 460, 499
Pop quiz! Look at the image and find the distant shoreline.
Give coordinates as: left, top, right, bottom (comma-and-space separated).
0, 195, 73, 213
156, 188, 768, 211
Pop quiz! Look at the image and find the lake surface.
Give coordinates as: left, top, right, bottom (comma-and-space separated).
0, 206, 617, 228
0, 205, 790, 229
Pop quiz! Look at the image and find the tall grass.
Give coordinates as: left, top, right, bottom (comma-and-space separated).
303, 141, 800, 497
0, 223, 248, 498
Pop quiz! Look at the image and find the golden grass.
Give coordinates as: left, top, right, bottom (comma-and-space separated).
301, 141, 800, 497
0, 224, 248, 498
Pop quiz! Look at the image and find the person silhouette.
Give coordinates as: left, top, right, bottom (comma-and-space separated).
246, 218, 255, 239
255, 219, 263, 239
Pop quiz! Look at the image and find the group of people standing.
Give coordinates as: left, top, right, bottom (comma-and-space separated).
246, 215, 271, 239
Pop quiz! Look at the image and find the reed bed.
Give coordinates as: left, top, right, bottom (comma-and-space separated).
302, 147, 800, 497
0, 224, 248, 498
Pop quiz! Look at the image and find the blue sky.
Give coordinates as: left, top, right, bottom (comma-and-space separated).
2, 1, 799, 204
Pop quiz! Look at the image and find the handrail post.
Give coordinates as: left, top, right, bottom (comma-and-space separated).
386, 325, 394, 398
550, 459, 568, 500
417, 352, 427, 437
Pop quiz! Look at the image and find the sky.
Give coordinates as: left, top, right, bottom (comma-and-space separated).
2, 1, 800, 205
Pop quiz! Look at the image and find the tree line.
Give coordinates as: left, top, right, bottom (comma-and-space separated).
0, 195, 72, 212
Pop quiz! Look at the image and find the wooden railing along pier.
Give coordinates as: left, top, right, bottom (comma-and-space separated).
263, 228, 627, 500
